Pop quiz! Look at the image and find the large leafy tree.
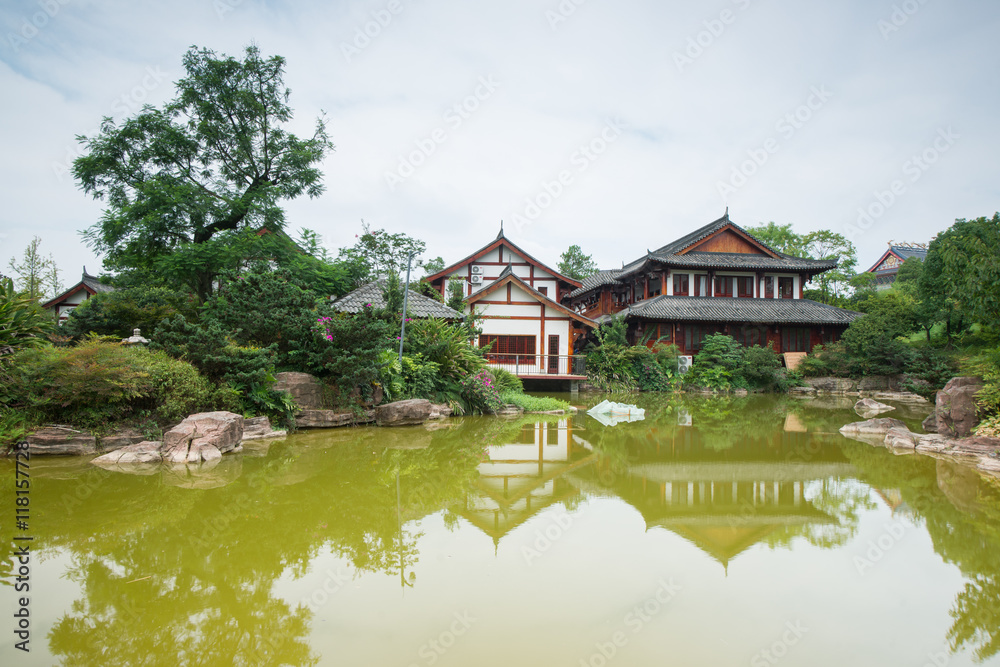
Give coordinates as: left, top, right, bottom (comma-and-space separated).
746, 223, 857, 305
557, 244, 598, 280
745, 222, 809, 257
73, 45, 334, 301
933, 213, 1000, 331
336, 222, 427, 284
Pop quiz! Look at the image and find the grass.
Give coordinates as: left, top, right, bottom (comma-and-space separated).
499, 391, 572, 413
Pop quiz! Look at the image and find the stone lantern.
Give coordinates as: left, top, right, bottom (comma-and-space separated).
122, 328, 150, 345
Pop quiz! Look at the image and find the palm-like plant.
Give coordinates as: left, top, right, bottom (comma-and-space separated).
0, 278, 54, 360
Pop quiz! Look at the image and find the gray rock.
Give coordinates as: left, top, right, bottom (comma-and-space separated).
884, 426, 917, 450
428, 403, 454, 420
26, 427, 98, 456
162, 411, 243, 463
97, 428, 146, 452
872, 391, 929, 404
922, 411, 938, 433
803, 377, 858, 393
273, 372, 325, 410
855, 398, 895, 418
375, 399, 434, 426
242, 415, 287, 440
788, 386, 817, 397
840, 417, 907, 435
496, 405, 524, 416
935, 376, 984, 438
296, 409, 375, 429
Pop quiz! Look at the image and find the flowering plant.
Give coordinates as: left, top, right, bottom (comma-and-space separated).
459, 370, 504, 414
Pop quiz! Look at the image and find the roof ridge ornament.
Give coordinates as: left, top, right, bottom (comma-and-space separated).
497, 220, 505, 240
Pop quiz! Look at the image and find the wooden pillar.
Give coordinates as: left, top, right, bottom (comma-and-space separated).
661, 271, 667, 296
643, 276, 649, 301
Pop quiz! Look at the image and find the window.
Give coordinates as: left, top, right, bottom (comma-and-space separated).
737, 277, 753, 298
694, 275, 708, 297
714, 275, 733, 297
764, 276, 774, 299
733, 326, 767, 348
479, 335, 536, 364
683, 325, 720, 353
781, 327, 811, 353
537, 286, 548, 296
778, 277, 794, 299
673, 274, 689, 296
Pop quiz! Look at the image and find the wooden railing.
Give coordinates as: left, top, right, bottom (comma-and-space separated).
483, 353, 588, 377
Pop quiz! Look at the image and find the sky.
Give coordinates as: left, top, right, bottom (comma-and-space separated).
2, 0, 999, 290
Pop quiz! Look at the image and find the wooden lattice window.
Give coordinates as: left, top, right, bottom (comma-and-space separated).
479, 335, 536, 365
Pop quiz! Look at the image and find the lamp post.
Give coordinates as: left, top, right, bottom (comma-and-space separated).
398, 252, 415, 363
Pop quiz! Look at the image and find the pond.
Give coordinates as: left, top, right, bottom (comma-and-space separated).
3, 393, 1000, 666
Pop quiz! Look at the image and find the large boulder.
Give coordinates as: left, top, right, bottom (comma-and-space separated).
855, 398, 895, 418
97, 428, 147, 452
273, 372, 325, 410
884, 426, 918, 451
374, 399, 433, 426
242, 416, 287, 440
90, 441, 164, 474
428, 403, 454, 420
162, 411, 244, 464
840, 417, 907, 436
871, 391, 929, 404
935, 377, 984, 438
26, 427, 98, 456
803, 377, 858, 394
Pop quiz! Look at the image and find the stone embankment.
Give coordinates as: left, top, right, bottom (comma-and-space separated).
839, 377, 999, 479
791, 375, 929, 403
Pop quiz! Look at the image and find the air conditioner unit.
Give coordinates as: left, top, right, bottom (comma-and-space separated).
677, 356, 693, 374
471, 265, 484, 275
470, 274, 483, 284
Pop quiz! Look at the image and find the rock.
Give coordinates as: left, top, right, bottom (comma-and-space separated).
803, 377, 858, 393
496, 405, 524, 416
935, 377, 984, 438
162, 411, 244, 463
788, 386, 817, 397
273, 372, 325, 410
296, 409, 375, 429
26, 427, 98, 456
428, 403, 454, 420
858, 375, 900, 392
884, 426, 917, 450
91, 441, 163, 465
733, 388, 749, 396
922, 411, 938, 433
855, 398, 895, 418
871, 391, 929, 404
97, 428, 147, 452
374, 399, 433, 426
840, 417, 907, 436
242, 416, 287, 440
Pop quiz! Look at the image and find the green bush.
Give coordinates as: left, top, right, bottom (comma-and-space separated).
403, 317, 486, 385
683, 335, 795, 392
0, 278, 55, 360
0, 341, 237, 436
62, 285, 195, 340
313, 310, 394, 401
499, 392, 571, 412
488, 368, 523, 394
460, 370, 504, 415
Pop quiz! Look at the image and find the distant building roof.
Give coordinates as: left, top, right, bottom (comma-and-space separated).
42, 269, 116, 310
330, 280, 463, 319
620, 295, 862, 326
865, 243, 929, 275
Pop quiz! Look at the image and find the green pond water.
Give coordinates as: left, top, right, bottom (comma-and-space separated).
3, 393, 1000, 666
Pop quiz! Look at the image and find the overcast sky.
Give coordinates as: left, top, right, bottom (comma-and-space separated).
2, 0, 998, 287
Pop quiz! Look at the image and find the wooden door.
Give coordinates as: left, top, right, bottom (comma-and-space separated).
547, 335, 559, 374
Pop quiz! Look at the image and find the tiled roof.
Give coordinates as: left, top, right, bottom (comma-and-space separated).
889, 245, 928, 261
621, 296, 862, 325
652, 251, 836, 271
331, 280, 462, 319
566, 214, 836, 300
82, 272, 115, 294
568, 269, 625, 298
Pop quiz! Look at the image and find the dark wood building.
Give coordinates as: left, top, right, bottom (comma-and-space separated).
564, 214, 861, 355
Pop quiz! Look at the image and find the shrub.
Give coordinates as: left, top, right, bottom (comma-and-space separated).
61, 285, 194, 340
489, 368, 523, 394
460, 370, 504, 415
312, 309, 394, 401
499, 392, 571, 412
0, 341, 237, 435
403, 317, 486, 384
0, 278, 55, 360
684, 334, 742, 391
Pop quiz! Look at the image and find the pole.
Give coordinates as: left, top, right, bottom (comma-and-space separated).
398, 252, 415, 363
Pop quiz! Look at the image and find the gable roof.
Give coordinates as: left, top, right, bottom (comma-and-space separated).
42, 270, 116, 309
865, 244, 929, 274
426, 226, 583, 288
330, 280, 463, 319
466, 264, 597, 328
569, 214, 838, 300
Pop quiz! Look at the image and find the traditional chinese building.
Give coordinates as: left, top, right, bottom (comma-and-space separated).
426, 227, 596, 382
42, 269, 116, 324
564, 213, 861, 355
863, 242, 928, 290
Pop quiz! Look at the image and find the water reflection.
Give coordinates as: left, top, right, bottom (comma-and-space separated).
2, 394, 999, 665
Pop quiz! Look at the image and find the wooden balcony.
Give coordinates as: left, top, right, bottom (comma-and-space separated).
484, 353, 588, 380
